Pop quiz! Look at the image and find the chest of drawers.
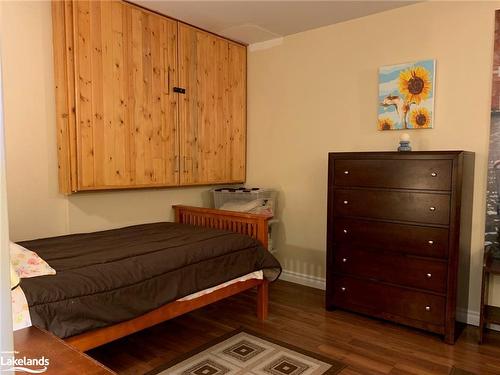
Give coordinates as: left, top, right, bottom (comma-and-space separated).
326, 151, 474, 344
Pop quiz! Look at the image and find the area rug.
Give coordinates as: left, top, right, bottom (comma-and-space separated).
147, 328, 346, 375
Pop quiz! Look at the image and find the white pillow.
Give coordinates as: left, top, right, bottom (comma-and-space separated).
10, 242, 56, 279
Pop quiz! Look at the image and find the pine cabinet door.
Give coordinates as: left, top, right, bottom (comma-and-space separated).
228, 43, 246, 182
73, 1, 179, 189
178, 24, 246, 185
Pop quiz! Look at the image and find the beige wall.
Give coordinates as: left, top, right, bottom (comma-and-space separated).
2, 0, 499, 323
0, 1, 209, 242
247, 1, 500, 317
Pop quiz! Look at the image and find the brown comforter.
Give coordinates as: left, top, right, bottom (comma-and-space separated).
19, 222, 281, 339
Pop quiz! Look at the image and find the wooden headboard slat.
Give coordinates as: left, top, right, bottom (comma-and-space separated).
172, 205, 271, 249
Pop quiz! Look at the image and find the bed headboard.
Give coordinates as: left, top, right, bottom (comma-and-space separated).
173, 205, 270, 249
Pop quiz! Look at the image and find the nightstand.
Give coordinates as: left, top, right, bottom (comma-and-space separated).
14, 327, 115, 374
479, 247, 500, 344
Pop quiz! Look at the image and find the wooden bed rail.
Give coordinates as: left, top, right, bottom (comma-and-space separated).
66, 278, 266, 352
173, 205, 271, 249
65, 206, 271, 352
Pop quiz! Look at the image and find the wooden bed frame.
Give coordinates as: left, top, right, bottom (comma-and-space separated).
65, 205, 272, 351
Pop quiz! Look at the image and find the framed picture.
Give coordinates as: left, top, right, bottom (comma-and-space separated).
378, 59, 435, 130
485, 10, 500, 249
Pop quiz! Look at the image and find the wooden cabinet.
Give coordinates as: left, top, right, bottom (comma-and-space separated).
326, 151, 475, 344
52, 1, 246, 193
178, 24, 246, 185
72, 1, 179, 189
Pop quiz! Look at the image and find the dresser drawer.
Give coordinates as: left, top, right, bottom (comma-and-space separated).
333, 219, 449, 258
334, 189, 450, 225
331, 275, 445, 326
333, 159, 452, 190
333, 247, 448, 293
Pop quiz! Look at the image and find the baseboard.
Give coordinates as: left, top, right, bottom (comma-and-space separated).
279, 269, 326, 290
457, 308, 478, 325
279, 271, 500, 332
457, 308, 500, 331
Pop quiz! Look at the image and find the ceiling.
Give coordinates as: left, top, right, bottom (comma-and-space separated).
132, 1, 417, 45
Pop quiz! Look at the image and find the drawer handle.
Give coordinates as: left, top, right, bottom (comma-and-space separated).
428, 240, 434, 245
431, 172, 438, 177
426, 273, 432, 279
344, 170, 350, 175
342, 258, 348, 263
341, 287, 346, 292
343, 200, 349, 205
425, 306, 431, 312
429, 206, 436, 211
343, 229, 348, 234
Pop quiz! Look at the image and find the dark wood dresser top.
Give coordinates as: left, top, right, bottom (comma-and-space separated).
14, 327, 115, 374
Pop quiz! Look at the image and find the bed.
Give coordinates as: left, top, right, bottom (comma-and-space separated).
16, 205, 281, 351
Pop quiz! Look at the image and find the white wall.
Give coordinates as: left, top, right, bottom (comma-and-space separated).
247, 1, 500, 318
0, 1, 210, 242
0, 1, 14, 359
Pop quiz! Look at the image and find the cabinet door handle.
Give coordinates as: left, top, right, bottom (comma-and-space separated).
343, 229, 348, 234
428, 240, 434, 245
174, 155, 179, 173
342, 258, 348, 263
425, 306, 431, 311
166, 67, 171, 94
343, 200, 349, 205
429, 206, 436, 211
341, 287, 346, 292
173, 87, 186, 94
431, 172, 437, 177
344, 170, 349, 175
426, 273, 432, 279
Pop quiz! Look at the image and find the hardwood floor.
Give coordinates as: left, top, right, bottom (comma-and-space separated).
87, 281, 500, 375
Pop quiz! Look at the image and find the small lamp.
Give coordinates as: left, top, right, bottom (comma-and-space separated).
398, 133, 412, 152
10, 263, 19, 290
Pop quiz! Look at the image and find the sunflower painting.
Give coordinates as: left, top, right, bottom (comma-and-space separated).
378, 60, 435, 130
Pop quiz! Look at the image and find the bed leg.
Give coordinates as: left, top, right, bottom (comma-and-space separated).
257, 280, 269, 320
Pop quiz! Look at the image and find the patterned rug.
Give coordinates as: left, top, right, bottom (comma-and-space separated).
147, 328, 345, 375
